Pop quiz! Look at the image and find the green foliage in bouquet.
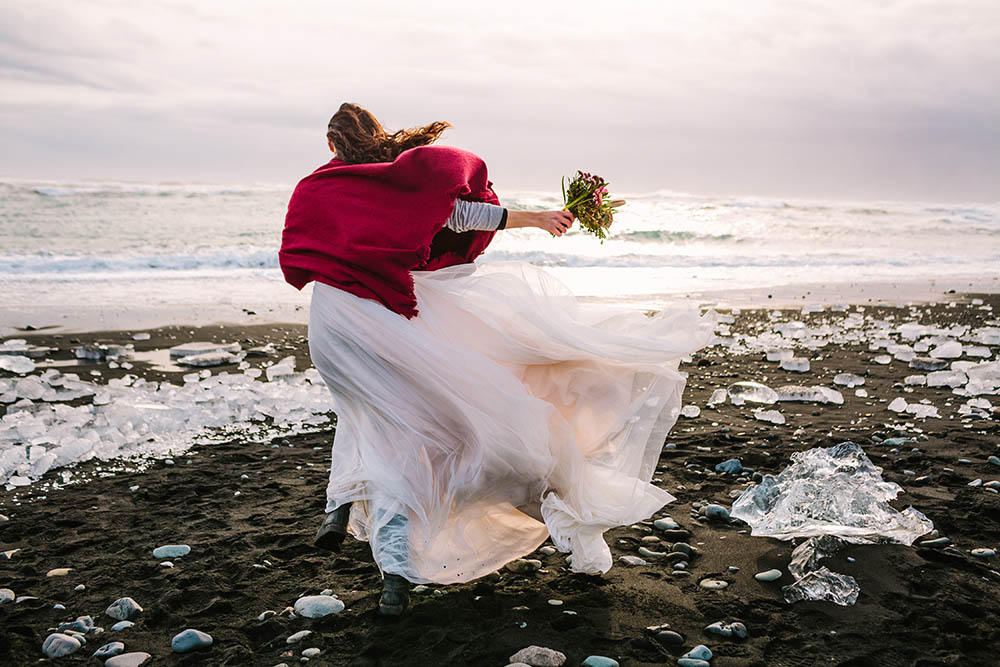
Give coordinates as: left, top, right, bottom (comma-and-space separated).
561, 171, 626, 243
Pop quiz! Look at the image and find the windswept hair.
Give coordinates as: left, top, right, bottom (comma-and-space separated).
327, 103, 451, 164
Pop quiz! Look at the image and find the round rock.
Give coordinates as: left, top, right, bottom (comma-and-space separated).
293, 594, 345, 618
105, 597, 143, 620
42, 633, 82, 658
0, 588, 14, 603
699, 579, 728, 590
286, 630, 312, 644
755, 569, 782, 582
582, 657, 619, 667
93, 641, 125, 658
508, 645, 567, 666
506, 558, 543, 574
171, 628, 213, 652
105, 652, 152, 667
152, 544, 191, 559
110, 621, 134, 631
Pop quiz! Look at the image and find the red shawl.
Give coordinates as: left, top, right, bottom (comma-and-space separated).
279, 145, 500, 318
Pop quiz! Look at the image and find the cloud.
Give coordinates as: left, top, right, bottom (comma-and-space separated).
0, 0, 997, 200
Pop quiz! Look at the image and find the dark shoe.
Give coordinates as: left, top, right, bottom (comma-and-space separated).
378, 574, 410, 616
314, 502, 352, 552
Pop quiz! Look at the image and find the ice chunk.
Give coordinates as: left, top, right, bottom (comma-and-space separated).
74, 345, 107, 360
176, 352, 237, 367
753, 408, 785, 425
731, 441, 933, 544
133, 333, 151, 341
780, 357, 810, 372
926, 370, 967, 388
929, 341, 962, 359
766, 349, 794, 362
706, 389, 728, 407
781, 535, 860, 606
680, 405, 700, 418
775, 386, 843, 405
964, 345, 991, 358
833, 373, 864, 388
887, 397, 907, 413
0, 356, 35, 374
265, 356, 296, 382
873, 355, 892, 365
727, 381, 778, 406
904, 375, 926, 386
168, 342, 241, 359
905, 403, 939, 419
14, 377, 45, 400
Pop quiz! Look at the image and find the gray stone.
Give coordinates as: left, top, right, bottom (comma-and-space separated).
293, 595, 345, 618
682, 645, 713, 661
715, 458, 743, 475
105, 652, 152, 667
971, 548, 996, 558
302, 647, 322, 658
755, 569, 782, 582
152, 544, 191, 558
704, 504, 731, 521
637, 546, 668, 560
653, 517, 681, 531
286, 630, 312, 644
618, 556, 647, 566
989, 456, 1000, 467
93, 641, 125, 658
42, 633, 82, 658
58, 615, 95, 634
671, 542, 693, 556
582, 657, 619, 667
699, 579, 728, 590
0, 588, 13, 603
918, 537, 950, 549
105, 597, 143, 620
506, 558, 543, 574
508, 645, 567, 666
677, 660, 710, 667
171, 628, 213, 652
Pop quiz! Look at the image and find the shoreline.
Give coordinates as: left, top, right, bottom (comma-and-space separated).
2, 274, 998, 337
1, 295, 998, 665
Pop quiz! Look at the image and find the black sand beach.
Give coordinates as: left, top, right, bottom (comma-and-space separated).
2, 295, 999, 666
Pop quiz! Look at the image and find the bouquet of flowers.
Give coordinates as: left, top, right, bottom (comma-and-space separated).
561, 171, 625, 243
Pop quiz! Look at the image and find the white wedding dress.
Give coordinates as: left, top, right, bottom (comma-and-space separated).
308, 260, 716, 584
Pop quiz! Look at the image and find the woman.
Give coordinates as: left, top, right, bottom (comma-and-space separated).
279, 103, 716, 616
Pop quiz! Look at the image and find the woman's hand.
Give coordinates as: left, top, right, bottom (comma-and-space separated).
505, 210, 575, 236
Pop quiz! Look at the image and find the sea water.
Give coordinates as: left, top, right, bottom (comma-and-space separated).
1, 178, 998, 331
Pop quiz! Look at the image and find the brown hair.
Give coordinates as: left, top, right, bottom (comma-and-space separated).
327, 103, 451, 164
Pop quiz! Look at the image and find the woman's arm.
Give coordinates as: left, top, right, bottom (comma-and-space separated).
446, 199, 575, 237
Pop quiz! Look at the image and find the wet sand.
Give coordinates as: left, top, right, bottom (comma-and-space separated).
1, 295, 999, 666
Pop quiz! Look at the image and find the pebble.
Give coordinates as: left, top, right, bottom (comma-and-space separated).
655, 630, 685, 645
93, 641, 125, 658
506, 558, 543, 574
106, 597, 143, 620
699, 579, 728, 590
58, 615, 95, 633
661, 529, 692, 541
257, 610, 276, 621
539, 546, 557, 556
755, 569, 782, 582
42, 633, 82, 658
677, 660, 711, 667
919, 537, 950, 549
0, 588, 13, 603
971, 548, 996, 558
46, 567, 73, 577
152, 544, 191, 558
293, 595, 345, 618
412, 585, 430, 594
110, 621, 135, 631
53, 603, 65, 610
653, 517, 681, 531
160, 561, 173, 568
705, 620, 748, 639
105, 652, 153, 667
302, 648, 322, 658
286, 630, 312, 644
714, 458, 743, 475
508, 645, 567, 666
989, 456, 1000, 467
704, 504, 730, 521
619, 556, 647, 566
172, 628, 213, 652
582, 657, 619, 667
682, 645, 713, 661
638, 546, 668, 560
671, 542, 693, 556
74, 584, 86, 592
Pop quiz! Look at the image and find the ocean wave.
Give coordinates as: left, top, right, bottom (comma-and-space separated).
0, 248, 280, 274
614, 230, 739, 243
0, 180, 290, 198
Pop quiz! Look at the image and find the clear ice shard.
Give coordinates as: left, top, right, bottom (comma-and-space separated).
775, 386, 844, 405
176, 352, 237, 367
706, 389, 728, 407
731, 442, 933, 606
0, 356, 35, 374
168, 342, 241, 359
753, 408, 785, 424
727, 381, 778, 405
833, 373, 864, 388
780, 357, 810, 372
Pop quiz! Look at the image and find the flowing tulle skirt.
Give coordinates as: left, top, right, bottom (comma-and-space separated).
307, 260, 716, 584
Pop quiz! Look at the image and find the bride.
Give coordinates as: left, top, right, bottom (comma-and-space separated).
279, 103, 716, 616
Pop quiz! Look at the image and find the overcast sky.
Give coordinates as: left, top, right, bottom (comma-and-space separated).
1, 0, 998, 201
